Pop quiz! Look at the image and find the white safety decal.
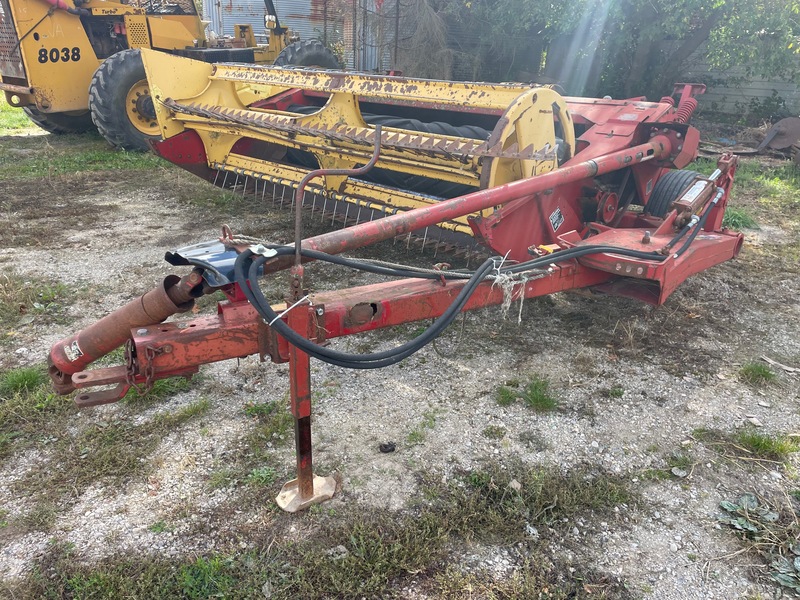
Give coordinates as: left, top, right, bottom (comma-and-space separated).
63, 340, 84, 362
549, 207, 565, 232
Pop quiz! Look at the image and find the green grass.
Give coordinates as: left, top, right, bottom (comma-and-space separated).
433, 559, 624, 599
406, 410, 439, 445
246, 466, 278, 486
691, 157, 800, 228
0, 98, 33, 132
153, 398, 211, 427
722, 206, 758, 230
666, 451, 693, 471
198, 399, 293, 493
208, 468, 237, 490
640, 467, 672, 481
0, 366, 47, 396
496, 384, 518, 406
603, 385, 625, 399
243, 399, 293, 442
243, 400, 281, 419
11, 462, 636, 600
739, 362, 776, 385
0, 365, 76, 457
9, 397, 211, 531
122, 376, 194, 407
14, 501, 59, 532
692, 427, 798, 465
521, 376, 558, 411
495, 375, 558, 411
0, 271, 70, 329
727, 160, 800, 212
640, 450, 694, 480
148, 521, 170, 533
734, 430, 799, 461
481, 425, 506, 439
0, 135, 163, 181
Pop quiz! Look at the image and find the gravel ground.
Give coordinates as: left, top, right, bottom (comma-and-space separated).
1, 142, 799, 598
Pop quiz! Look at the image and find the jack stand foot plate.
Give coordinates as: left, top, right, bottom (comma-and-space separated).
276, 475, 336, 513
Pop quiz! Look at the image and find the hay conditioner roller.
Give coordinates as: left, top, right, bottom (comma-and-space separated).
48, 51, 742, 511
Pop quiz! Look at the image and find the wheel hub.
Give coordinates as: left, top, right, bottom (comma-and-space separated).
126, 79, 159, 135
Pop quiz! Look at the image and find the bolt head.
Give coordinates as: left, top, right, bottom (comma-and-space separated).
316, 307, 324, 316
137, 328, 148, 335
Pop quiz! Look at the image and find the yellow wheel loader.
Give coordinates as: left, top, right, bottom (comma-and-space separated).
0, 0, 339, 149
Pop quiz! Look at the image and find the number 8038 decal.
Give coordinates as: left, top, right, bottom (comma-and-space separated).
38, 47, 81, 63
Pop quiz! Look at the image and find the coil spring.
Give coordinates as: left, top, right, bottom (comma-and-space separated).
675, 97, 698, 124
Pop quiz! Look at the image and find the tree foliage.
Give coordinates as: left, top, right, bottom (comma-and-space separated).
421, 0, 800, 100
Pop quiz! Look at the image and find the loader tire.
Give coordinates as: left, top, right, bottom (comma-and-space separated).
22, 107, 94, 135
89, 49, 160, 151
646, 169, 701, 218
274, 40, 340, 69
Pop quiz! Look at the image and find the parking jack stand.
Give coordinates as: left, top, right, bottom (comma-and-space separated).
276, 304, 336, 512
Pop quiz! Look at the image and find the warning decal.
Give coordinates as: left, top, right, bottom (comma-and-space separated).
549, 207, 565, 232
63, 340, 84, 362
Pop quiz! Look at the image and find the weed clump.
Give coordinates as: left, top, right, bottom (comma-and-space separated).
0, 365, 74, 457
481, 425, 506, 439
0, 366, 47, 395
603, 385, 625, 399
718, 493, 800, 594
722, 206, 758, 230
495, 375, 558, 412
735, 430, 799, 461
122, 377, 194, 408
691, 427, 798, 464
406, 410, 438, 445
247, 466, 278, 486
495, 385, 517, 407
739, 362, 776, 385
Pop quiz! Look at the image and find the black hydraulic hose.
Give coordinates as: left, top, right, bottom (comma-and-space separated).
665, 220, 694, 251
264, 243, 665, 277
673, 188, 724, 258
233, 243, 671, 369
234, 249, 496, 368
504, 244, 666, 274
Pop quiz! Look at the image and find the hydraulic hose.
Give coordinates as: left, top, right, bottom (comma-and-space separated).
234, 244, 668, 369
236, 249, 496, 369
673, 187, 724, 258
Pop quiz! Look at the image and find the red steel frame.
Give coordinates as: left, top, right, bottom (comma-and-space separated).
47, 85, 745, 511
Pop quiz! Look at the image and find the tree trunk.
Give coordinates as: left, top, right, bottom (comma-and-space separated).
653, 10, 723, 96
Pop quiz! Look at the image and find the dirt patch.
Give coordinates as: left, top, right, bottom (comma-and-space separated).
1, 133, 799, 598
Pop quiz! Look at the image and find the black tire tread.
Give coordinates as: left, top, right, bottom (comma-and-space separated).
273, 39, 340, 69
647, 169, 702, 218
89, 49, 157, 151
22, 107, 94, 134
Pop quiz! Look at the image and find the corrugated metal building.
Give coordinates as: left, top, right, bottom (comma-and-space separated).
683, 63, 800, 117
202, 0, 334, 48
202, 0, 397, 71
